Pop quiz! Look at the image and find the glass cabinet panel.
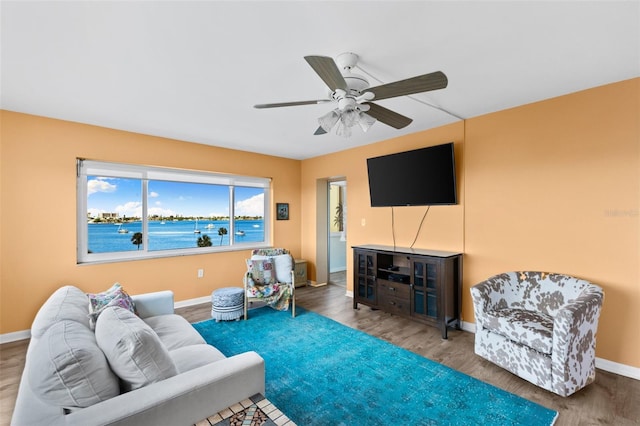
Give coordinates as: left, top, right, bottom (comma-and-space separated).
355, 250, 376, 304
411, 258, 438, 320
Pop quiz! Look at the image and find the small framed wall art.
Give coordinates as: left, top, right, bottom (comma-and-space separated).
276, 203, 289, 220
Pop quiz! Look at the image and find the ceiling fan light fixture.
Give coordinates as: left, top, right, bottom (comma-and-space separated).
318, 109, 340, 132
341, 108, 359, 128
335, 120, 352, 138
358, 112, 377, 132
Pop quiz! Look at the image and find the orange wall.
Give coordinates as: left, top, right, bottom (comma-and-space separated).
1, 78, 638, 368
300, 78, 639, 367
300, 122, 465, 282
0, 111, 301, 334
464, 79, 639, 366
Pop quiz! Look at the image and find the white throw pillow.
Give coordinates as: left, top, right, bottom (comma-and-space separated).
95, 306, 177, 391
28, 320, 120, 408
252, 254, 293, 283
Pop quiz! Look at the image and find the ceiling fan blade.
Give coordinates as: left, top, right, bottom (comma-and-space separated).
254, 99, 332, 109
314, 126, 327, 135
364, 102, 413, 129
368, 71, 448, 101
304, 56, 348, 92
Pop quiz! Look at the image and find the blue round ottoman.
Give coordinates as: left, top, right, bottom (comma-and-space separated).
211, 287, 244, 321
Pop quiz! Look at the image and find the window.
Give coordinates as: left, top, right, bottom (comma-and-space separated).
77, 159, 271, 264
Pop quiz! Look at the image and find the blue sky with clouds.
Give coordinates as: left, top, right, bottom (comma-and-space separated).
87, 177, 264, 218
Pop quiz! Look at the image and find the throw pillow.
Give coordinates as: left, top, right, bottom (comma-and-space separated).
28, 320, 120, 408
95, 306, 177, 392
87, 282, 136, 327
250, 254, 293, 283
250, 258, 276, 285
271, 254, 293, 283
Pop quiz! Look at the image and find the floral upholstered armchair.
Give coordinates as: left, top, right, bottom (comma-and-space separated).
244, 248, 296, 320
470, 271, 604, 397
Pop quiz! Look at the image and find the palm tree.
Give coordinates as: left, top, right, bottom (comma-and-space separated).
217, 227, 228, 245
334, 202, 344, 231
197, 234, 212, 247
131, 232, 143, 250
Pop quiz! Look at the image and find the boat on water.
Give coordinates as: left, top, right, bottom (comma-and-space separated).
193, 219, 201, 234
205, 224, 215, 229
117, 224, 129, 234
235, 230, 245, 236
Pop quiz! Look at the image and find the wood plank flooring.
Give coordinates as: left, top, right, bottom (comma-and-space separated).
2, 284, 638, 425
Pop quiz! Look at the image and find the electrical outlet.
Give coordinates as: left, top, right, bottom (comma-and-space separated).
197, 269, 204, 278
361, 218, 366, 226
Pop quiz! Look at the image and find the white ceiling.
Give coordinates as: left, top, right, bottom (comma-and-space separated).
2, 1, 638, 160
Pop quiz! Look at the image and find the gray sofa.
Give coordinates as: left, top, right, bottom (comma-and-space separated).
470, 271, 604, 397
11, 286, 265, 426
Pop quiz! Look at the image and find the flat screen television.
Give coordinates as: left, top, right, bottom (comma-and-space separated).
367, 142, 457, 207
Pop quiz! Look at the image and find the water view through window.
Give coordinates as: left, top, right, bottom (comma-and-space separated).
86, 177, 265, 254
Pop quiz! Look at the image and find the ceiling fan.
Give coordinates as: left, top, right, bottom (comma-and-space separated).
254, 52, 448, 137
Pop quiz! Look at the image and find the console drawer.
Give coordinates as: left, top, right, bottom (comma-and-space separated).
379, 294, 410, 316
378, 280, 410, 298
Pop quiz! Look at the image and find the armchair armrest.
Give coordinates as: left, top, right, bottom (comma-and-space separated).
57, 351, 265, 426
131, 291, 175, 318
470, 273, 515, 328
552, 285, 604, 378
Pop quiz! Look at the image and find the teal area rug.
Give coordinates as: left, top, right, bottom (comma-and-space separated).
193, 307, 558, 426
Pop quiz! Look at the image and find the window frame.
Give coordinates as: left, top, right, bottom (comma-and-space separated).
77, 159, 271, 264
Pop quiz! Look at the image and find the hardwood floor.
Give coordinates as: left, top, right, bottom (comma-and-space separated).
2, 285, 638, 425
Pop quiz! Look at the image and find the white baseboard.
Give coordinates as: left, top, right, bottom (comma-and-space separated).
0, 329, 31, 344
595, 357, 640, 380
174, 295, 211, 309
459, 320, 639, 380
345, 290, 353, 298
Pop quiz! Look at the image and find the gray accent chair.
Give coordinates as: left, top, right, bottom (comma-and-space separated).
470, 271, 604, 397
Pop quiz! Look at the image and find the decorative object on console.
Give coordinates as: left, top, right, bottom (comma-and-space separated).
470, 271, 604, 397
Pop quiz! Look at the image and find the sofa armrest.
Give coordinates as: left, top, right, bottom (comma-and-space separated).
131, 291, 175, 318
57, 351, 265, 426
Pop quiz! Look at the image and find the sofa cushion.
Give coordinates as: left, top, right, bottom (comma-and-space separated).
31, 286, 90, 338
169, 345, 226, 373
484, 308, 554, 354
95, 306, 177, 391
28, 320, 120, 408
87, 282, 136, 327
144, 314, 206, 351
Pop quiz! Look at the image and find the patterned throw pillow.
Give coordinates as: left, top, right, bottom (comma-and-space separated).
250, 259, 276, 285
87, 283, 136, 327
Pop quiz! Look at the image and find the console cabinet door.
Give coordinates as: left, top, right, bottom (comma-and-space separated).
354, 250, 377, 307
410, 257, 440, 324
